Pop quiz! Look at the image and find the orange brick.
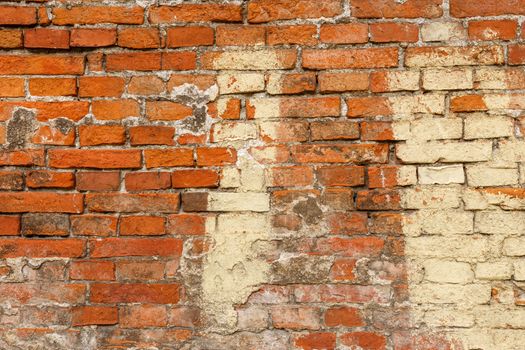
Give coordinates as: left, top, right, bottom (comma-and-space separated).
248, 0, 342, 23
79, 125, 126, 146
92, 99, 141, 120
70, 28, 116, 47
29, 78, 76, 96
125, 172, 171, 192
78, 76, 125, 97
0, 6, 36, 25
370, 22, 419, 42
318, 72, 369, 92
70, 260, 115, 281
128, 76, 165, 95
171, 170, 219, 188
0, 30, 22, 48
26, 171, 75, 189
118, 28, 160, 49
167, 27, 214, 48
0, 78, 24, 97
0, 55, 84, 75
76, 172, 120, 192
106, 52, 161, 71
320, 24, 368, 44
72, 306, 117, 326
146, 101, 193, 121
149, 4, 242, 23
24, 28, 69, 49
52, 6, 144, 25
351, 0, 442, 18
469, 20, 517, 40
120, 216, 166, 236
303, 48, 398, 69
267, 25, 317, 45
130, 126, 175, 146
144, 149, 194, 168
196, 147, 237, 166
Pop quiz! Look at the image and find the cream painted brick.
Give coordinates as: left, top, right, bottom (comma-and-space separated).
207, 193, 270, 212
503, 237, 525, 256
240, 163, 265, 192
422, 68, 473, 90
464, 187, 525, 211
406, 46, 504, 67
409, 117, 463, 141
475, 211, 525, 235
212, 122, 257, 143
421, 22, 466, 42
396, 141, 492, 163
217, 72, 265, 94
377, 70, 420, 92
475, 261, 512, 280
405, 236, 490, 258
410, 283, 491, 304
404, 210, 474, 236
389, 95, 446, 115
424, 260, 474, 284
496, 140, 525, 162
402, 186, 461, 209
448, 329, 525, 350
475, 68, 509, 90
398, 166, 418, 186
514, 260, 525, 280
475, 307, 525, 328
423, 309, 474, 328
216, 213, 270, 234
418, 165, 465, 185
464, 114, 513, 140
221, 167, 240, 188
466, 165, 518, 187
205, 49, 296, 70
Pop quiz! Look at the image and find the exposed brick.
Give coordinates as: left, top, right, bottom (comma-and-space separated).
118, 28, 160, 49
167, 27, 214, 48
52, 6, 144, 25
72, 306, 118, 326
27, 171, 74, 189
248, 0, 342, 23
320, 24, 368, 44
70, 28, 116, 47
24, 28, 69, 49
0, 6, 37, 25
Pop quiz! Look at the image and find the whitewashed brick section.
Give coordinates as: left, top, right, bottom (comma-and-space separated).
402, 186, 461, 209
404, 210, 474, 236
422, 68, 473, 90
464, 114, 513, 140
475, 262, 513, 280
421, 22, 466, 42
396, 141, 492, 163
466, 165, 518, 187
217, 73, 265, 94
410, 284, 491, 304
418, 165, 465, 184
424, 260, 474, 284
409, 117, 463, 141
212, 122, 258, 143
475, 211, 525, 234
207, 193, 270, 212
405, 236, 491, 258
503, 237, 525, 256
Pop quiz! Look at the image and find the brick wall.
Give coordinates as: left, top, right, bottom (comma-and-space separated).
0, 0, 524, 349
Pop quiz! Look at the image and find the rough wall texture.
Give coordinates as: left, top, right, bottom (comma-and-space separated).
0, 0, 524, 349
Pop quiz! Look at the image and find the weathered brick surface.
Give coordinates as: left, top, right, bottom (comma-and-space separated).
0, 1, 524, 349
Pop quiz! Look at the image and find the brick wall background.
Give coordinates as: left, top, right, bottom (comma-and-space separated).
0, 0, 524, 349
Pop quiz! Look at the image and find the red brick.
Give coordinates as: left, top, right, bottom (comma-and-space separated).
0, 215, 20, 236
125, 172, 171, 192
120, 305, 168, 328
168, 307, 200, 327
0, 78, 23, 97
330, 258, 357, 281
0, 30, 23, 48
71, 215, 117, 237
0, 239, 85, 258
356, 190, 401, 210
146, 101, 193, 121
295, 284, 390, 304
72, 306, 118, 326
197, 147, 237, 166
78, 77, 125, 97
32, 125, 75, 146
509, 45, 525, 65
0, 6, 37, 25
167, 27, 214, 48
70, 28, 116, 47
76, 171, 120, 192
92, 99, 141, 120
310, 121, 360, 141
370, 23, 419, 42
216, 25, 263, 46
292, 144, 388, 164
316, 166, 365, 187
49, 150, 141, 169
90, 238, 182, 258
361, 121, 394, 141
120, 216, 166, 236
327, 212, 367, 235
294, 332, 336, 350
266, 72, 316, 95
0, 283, 85, 304
167, 214, 206, 235
248, 0, 342, 23
0, 193, 83, 213
267, 25, 317, 45
247, 97, 340, 118
317, 237, 385, 258
21, 214, 69, 237
318, 72, 369, 92
450, 0, 525, 17
24, 28, 69, 49
0, 171, 23, 190
346, 97, 391, 117
271, 306, 320, 330
0, 149, 44, 166
370, 213, 403, 235
161, 52, 197, 70
340, 332, 386, 350
86, 193, 180, 213
303, 48, 398, 69
90, 283, 180, 304
128, 76, 165, 96
450, 94, 487, 112
52, 6, 144, 25
117, 260, 166, 281
106, 52, 161, 71
320, 24, 368, 44
351, 0, 442, 18
118, 28, 160, 49
269, 166, 313, 187
368, 166, 400, 189
0, 55, 84, 75
79, 125, 126, 146
144, 149, 194, 168
26, 171, 74, 189
130, 126, 175, 146
149, 4, 242, 23
172, 170, 219, 188
168, 74, 217, 91
469, 20, 518, 40
29, 78, 77, 96
70, 261, 115, 281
